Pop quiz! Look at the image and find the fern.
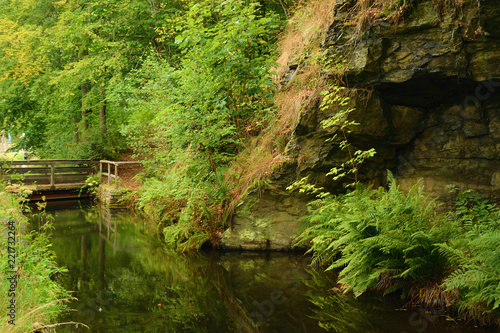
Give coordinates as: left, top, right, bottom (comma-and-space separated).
296, 169, 500, 326
138, 166, 230, 250
435, 191, 500, 323
295, 171, 451, 296
439, 230, 500, 319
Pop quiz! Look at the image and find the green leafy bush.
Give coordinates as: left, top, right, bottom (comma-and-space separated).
138, 166, 230, 251
298, 175, 500, 325
437, 190, 500, 324
124, 0, 282, 250
80, 173, 101, 198
296, 171, 451, 297
0, 187, 70, 332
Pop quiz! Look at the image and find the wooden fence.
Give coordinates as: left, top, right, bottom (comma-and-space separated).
100, 160, 141, 189
1, 159, 98, 190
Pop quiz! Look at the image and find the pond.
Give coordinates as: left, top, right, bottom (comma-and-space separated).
30, 201, 496, 333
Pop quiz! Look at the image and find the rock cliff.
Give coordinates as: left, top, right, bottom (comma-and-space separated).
221, 0, 500, 250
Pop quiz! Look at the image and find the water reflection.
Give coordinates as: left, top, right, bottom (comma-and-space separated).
28, 202, 494, 333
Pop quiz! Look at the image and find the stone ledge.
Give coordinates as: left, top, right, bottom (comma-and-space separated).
98, 185, 130, 208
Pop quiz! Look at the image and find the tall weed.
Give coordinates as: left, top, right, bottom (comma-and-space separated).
0, 187, 70, 332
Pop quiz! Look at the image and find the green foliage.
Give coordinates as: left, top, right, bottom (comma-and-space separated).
137, 167, 231, 251
296, 171, 449, 297
451, 188, 500, 233
80, 173, 101, 198
0, 153, 24, 162
0, 186, 70, 332
122, 0, 282, 250
297, 174, 500, 324
0, 0, 285, 249
0, 0, 288, 159
319, 80, 376, 188
437, 190, 500, 323
175, 0, 279, 126
124, 0, 280, 161
0, 0, 190, 158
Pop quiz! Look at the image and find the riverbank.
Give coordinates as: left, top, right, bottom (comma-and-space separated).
0, 184, 71, 332
26, 200, 495, 332
292, 173, 500, 329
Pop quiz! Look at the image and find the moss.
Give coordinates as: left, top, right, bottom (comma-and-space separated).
235, 195, 259, 218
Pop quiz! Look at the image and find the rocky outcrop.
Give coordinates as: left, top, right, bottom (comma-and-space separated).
221, 0, 500, 250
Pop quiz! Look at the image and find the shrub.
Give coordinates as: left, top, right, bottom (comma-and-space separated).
437, 190, 500, 325
125, 0, 282, 250
138, 166, 230, 251
0, 186, 71, 332
80, 173, 101, 198
296, 171, 452, 297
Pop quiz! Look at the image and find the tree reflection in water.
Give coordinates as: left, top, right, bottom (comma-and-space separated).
29, 202, 495, 333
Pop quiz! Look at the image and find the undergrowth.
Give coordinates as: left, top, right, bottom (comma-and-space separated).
295, 175, 500, 326
128, 0, 281, 250
225, 0, 338, 209
0, 185, 71, 332
437, 189, 500, 326
296, 171, 450, 297
137, 166, 230, 251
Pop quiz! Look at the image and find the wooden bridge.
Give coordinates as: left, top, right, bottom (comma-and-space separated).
1, 159, 142, 200
1, 159, 98, 200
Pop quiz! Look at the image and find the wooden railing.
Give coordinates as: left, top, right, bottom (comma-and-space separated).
100, 160, 141, 189
1, 159, 98, 190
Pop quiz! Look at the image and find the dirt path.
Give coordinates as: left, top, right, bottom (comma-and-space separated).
106, 152, 144, 191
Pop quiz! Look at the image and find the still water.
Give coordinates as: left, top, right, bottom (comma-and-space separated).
30, 201, 495, 333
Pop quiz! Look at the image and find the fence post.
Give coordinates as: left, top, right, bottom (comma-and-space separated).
107, 162, 111, 186
50, 163, 55, 190
99, 161, 103, 182
115, 164, 119, 189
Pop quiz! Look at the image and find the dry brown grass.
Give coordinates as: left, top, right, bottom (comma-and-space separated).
406, 282, 500, 328
274, 0, 337, 79
353, 0, 411, 32
225, 1, 338, 219
407, 283, 458, 309
354, 0, 470, 32
224, 85, 311, 218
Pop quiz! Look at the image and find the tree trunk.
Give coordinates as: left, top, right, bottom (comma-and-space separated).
73, 117, 79, 142
80, 50, 90, 136
81, 82, 90, 135
100, 85, 107, 138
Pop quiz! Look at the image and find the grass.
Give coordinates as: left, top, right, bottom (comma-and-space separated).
0, 185, 71, 332
274, 0, 337, 77
0, 153, 25, 162
352, 0, 471, 32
